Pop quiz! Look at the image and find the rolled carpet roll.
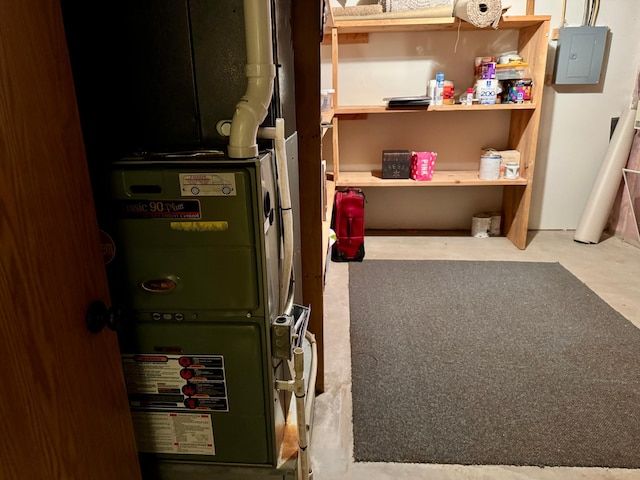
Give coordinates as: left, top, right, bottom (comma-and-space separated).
574, 109, 637, 244
381, 0, 453, 13
454, 0, 502, 28
333, 5, 384, 16
336, 6, 454, 20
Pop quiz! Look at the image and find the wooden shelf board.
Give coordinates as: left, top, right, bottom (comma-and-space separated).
333, 16, 454, 34
335, 103, 536, 115
335, 170, 528, 187
333, 15, 551, 34
321, 108, 334, 139
322, 32, 369, 45
321, 108, 334, 123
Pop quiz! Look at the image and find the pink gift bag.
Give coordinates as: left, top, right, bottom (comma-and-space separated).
411, 151, 437, 181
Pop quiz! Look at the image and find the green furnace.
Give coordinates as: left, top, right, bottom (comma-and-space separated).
102, 152, 305, 479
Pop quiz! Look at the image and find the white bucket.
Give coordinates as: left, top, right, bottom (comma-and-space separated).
475, 79, 500, 105
479, 154, 501, 180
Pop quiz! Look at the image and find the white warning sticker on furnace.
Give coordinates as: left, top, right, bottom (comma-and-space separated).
131, 412, 215, 455
179, 173, 236, 197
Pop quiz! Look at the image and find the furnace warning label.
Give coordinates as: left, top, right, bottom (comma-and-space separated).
131, 412, 215, 455
122, 354, 229, 412
179, 172, 237, 197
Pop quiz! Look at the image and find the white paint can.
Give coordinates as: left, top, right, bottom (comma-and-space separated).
475, 79, 500, 105
479, 153, 501, 180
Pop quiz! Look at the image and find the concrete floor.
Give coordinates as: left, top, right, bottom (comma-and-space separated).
310, 231, 640, 480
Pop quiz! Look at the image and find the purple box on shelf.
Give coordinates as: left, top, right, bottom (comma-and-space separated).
481, 62, 496, 79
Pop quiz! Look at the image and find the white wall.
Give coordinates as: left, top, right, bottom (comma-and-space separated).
528, 0, 640, 229
322, 0, 640, 230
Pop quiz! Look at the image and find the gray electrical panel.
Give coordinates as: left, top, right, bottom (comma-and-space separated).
553, 26, 608, 84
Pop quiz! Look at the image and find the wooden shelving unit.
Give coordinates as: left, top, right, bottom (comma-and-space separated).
327, 12, 550, 249
336, 103, 537, 115
336, 170, 528, 187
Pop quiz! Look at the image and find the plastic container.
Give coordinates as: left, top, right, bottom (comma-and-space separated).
474, 56, 495, 78
496, 62, 528, 80
427, 79, 437, 101
320, 89, 335, 112
443, 81, 455, 105
504, 162, 520, 179
435, 72, 444, 106
498, 52, 522, 64
466, 88, 474, 105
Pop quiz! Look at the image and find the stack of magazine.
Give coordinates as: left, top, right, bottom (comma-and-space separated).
384, 96, 430, 108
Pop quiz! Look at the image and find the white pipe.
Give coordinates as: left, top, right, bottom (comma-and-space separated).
276, 346, 312, 480
259, 119, 294, 314
293, 347, 311, 480
228, 0, 276, 159
226, 1, 293, 311
304, 331, 318, 431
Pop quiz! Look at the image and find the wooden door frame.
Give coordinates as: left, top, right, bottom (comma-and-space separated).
291, 0, 325, 392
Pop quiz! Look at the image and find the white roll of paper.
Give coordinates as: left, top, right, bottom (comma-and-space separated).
574, 109, 637, 244
454, 0, 502, 29
471, 213, 492, 238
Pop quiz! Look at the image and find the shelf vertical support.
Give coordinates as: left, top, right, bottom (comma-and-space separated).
526, 0, 535, 15
331, 116, 340, 182
330, 27, 340, 183
331, 27, 339, 106
505, 17, 549, 249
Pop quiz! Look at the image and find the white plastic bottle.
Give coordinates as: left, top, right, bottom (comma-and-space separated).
435, 72, 444, 106
466, 87, 474, 105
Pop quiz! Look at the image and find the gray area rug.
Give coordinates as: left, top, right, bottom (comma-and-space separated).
349, 260, 640, 467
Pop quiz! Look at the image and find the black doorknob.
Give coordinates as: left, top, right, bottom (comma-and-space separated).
86, 301, 125, 333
